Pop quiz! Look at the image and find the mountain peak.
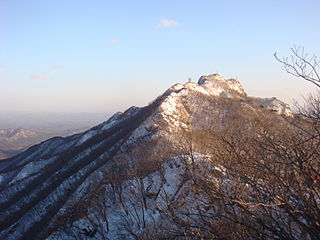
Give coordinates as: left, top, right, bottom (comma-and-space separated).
164, 73, 291, 117
197, 73, 247, 97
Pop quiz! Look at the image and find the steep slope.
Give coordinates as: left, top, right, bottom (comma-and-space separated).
0, 74, 292, 240
0, 106, 159, 240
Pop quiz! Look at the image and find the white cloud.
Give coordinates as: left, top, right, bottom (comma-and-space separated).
107, 39, 118, 45
51, 65, 64, 70
157, 19, 179, 28
30, 74, 52, 80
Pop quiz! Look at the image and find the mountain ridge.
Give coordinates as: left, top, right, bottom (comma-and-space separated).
0, 74, 293, 240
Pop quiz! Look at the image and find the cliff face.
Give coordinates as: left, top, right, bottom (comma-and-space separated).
0, 74, 292, 240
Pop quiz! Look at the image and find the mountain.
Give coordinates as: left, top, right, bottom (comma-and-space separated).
0, 112, 109, 130
0, 127, 96, 160
0, 112, 110, 160
0, 128, 41, 160
0, 74, 307, 240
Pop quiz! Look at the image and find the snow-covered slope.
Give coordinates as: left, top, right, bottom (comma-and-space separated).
0, 74, 292, 240
46, 153, 227, 240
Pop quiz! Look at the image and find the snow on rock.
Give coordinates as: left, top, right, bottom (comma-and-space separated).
127, 91, 189, 143
197, 74, 247, 97
251, 97, 293, 116
168, 83, 184, 92
158, 92, 189, 133
183, 82, 211, 96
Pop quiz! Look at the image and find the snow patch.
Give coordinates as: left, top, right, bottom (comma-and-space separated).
183, 82, 210, 95
76, 130, 97, 145
251, 97, 293, 116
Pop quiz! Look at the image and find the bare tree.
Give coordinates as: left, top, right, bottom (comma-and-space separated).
160, 101, 320, 239
274, 46, 320, 88
275, 47, 320, 142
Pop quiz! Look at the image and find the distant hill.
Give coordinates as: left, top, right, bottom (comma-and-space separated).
0, 113, 110, 160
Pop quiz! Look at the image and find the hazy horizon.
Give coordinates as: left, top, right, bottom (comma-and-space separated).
1, 0, 319, 113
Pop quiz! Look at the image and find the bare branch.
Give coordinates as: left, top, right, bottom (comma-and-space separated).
274, 46, 320, 88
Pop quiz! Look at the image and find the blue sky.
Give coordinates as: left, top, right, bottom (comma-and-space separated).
0, 0, 319, 113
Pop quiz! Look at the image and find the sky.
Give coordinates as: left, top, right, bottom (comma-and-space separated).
0, 0, 319, 114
